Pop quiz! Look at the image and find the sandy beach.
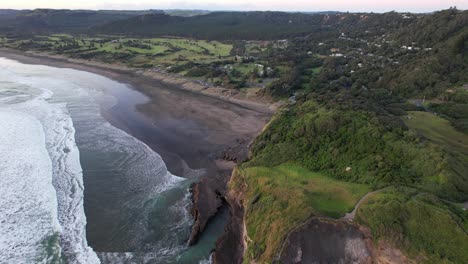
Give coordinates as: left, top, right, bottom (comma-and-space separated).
0, 48, 273, 170
0, 48, 273, 261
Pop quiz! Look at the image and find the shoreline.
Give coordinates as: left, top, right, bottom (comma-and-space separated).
0, 48, 278, 115
0, 48, 273, 263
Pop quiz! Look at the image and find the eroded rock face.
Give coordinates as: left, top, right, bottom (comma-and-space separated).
188, 176, 225, 245
212, 169, 248, 264
212, 198, 245, 264
278, 218, 373, 264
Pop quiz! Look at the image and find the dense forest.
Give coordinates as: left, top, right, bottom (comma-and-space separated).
0, 9, 416, 40
235, 8, 468, 263
1, 7, 467, 263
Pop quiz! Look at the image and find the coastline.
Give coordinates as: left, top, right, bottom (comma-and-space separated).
0, 48, 279, 114
0, 48, 273, 263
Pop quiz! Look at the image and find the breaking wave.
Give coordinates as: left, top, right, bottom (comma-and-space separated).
0, 58, 192, 263
0, 81, 99, 263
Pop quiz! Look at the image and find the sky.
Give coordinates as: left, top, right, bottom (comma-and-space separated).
1, 0, 467, 13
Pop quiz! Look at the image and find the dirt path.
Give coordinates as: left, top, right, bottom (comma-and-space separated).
343, 189, 384, 221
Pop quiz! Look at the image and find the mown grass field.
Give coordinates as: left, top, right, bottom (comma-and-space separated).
235, 163, 370, 262
1, 35, 233, 65
0, 34, 288, 90
356, 186, 468, 264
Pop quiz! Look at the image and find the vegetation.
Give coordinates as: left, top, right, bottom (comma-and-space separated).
236, 100, 468, 261
404, 111, 468, 199
231, 164, 370, 262
356, 187, 468, 263
428, 86, 468, 133
0, 34, 286, 91
230, 8, 467, 263
0, 9, 418, 40
248, 102, 467, 200
0, 9, 160, 34
1, 7, 467, 263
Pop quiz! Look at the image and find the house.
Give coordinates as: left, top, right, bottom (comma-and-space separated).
266, 67, 274, 76
331, 53, 344, 57
402, 14, 412, 19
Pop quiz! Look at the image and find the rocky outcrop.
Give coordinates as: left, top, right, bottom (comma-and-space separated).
222, 138, 249, 163
188, 174, 226, 245
277, 217, 373, 264
212, 197, 245, 264
212, 169, 247, 264
188, 137, 251, 247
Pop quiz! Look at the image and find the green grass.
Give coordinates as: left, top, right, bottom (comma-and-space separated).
301, 66, 322, 76
150, 38, 231, 57
234, 63, 257, 74
248, 102, 467, 200
3, 35, 233, 63
127, 45, 169, 54
235, 163, 370, 262
404, 111, 468, 200
1, 35, 277, 90
404, 111, 468, 154
356, 186, 468, 264
238, 104, 468, 263
245, 42, 267, 54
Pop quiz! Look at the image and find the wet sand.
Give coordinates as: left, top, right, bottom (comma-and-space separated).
0, 49, 273, 261
0, 49, 271, 175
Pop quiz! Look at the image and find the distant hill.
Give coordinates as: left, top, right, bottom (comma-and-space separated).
90, 11, 415, 40
90, 12, 326, 39
0, 9, 162, 34
164, 9, 212, 17
0, 9, 417, 40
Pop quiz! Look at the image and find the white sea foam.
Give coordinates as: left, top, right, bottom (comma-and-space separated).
0, 88, 100, 263
0, 57, 190, 263
0, 60, 101, 263
0, 109, 61, 263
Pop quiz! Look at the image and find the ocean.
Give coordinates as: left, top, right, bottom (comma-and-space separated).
0, 58, 224, 263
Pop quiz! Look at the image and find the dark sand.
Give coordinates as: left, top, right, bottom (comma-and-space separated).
0, 49, 273, 261
0, 49, 271, 175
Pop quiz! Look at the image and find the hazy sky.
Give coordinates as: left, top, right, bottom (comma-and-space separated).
1, 0, 467, 12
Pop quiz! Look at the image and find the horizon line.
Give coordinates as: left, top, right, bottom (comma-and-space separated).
1, 7, 464, 14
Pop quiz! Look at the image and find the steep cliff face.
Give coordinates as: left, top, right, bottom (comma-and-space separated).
213, 169, 375, 264
277, 218, 373, 264
188, 178, 225, 246
212, 168, 247, 264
